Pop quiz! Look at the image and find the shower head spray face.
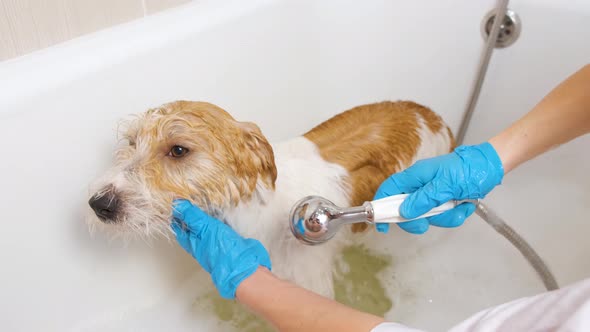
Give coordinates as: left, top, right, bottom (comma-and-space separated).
289, 196, 340, 245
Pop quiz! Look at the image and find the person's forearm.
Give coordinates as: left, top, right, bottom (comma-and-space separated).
236, 268, 384, 332
489, 64, 590, 173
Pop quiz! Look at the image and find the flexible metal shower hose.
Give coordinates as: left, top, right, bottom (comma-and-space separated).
476, 203, 559, 291
456, 0, 559, 291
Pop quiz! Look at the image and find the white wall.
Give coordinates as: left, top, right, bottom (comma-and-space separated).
2, 0, 588, 331
0, 0, 193, 61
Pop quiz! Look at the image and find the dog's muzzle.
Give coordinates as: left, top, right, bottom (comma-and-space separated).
89, 186, 120, 223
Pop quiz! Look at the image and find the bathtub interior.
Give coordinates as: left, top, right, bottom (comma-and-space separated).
0, 0, 589, 331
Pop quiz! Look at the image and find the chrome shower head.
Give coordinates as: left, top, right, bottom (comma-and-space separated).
288, 196, 369, 245
289, 194, 473, 245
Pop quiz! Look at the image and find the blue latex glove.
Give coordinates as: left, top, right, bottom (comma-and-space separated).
374, 142, 504, 234
172, 199, 271, 299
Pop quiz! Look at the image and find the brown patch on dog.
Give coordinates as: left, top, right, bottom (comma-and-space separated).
124, 101, 276, 212
304, 101, 451, 232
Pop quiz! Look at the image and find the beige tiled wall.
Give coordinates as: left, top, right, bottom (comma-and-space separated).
0, 0, 192, 61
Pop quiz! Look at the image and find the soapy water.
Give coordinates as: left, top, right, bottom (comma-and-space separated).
334, 245, 393, 316
193, 292, 273, 332
71, 244, 396, 332
191, 245, 395, 332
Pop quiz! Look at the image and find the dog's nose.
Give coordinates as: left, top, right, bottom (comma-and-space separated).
89, 190, 120, 223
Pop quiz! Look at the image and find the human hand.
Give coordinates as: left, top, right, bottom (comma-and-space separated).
172, 199, 271, 299
374, 142, 504, 234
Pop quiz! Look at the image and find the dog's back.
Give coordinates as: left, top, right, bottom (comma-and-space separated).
304, 101, 454, 232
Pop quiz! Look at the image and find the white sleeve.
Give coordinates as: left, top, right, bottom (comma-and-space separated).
372, 278, 590, 332
448, 278, 590, 332
371, 322, 426, 332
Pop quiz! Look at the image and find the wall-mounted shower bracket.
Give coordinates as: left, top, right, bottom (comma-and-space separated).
482, 9, 521, 48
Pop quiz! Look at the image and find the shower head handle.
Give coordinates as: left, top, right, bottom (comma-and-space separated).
368, 194, 460, 223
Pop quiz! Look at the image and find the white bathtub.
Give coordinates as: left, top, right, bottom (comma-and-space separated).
0, 0, 588, 331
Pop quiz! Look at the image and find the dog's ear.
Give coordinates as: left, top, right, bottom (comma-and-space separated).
237, 122, 277, 189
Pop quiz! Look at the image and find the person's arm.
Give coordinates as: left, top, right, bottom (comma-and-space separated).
374, 64, 590, 234
490, 64, 590, 173
237, 267, 384, 332
172, 200, 384, 332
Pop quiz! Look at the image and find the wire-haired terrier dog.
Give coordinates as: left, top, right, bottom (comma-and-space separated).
88, 100, 453, 299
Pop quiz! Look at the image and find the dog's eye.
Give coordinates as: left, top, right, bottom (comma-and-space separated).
169, 145, 189, 158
